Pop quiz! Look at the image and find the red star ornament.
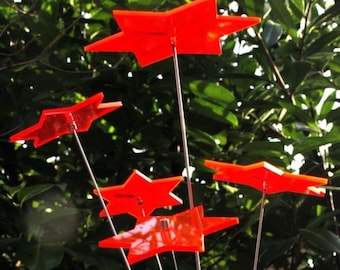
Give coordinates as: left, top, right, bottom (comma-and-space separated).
93, 170, 183, 218
98, 205, 239, 264
10, 93, 122, 148
204, 160, 328, 197
84, 0, 261, 67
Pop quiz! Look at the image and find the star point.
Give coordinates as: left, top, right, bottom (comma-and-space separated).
10, 92, 122, 148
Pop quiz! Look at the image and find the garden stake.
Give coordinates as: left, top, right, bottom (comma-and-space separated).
140, 201, 164, 270
172, 251, 179, 270
253, 181, 266, 270
171, 38, 201, 270
70, 119, 132, 270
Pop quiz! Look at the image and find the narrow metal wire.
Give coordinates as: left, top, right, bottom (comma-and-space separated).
171, 251, 179, 270
138, 199, 163, 270
155, 254, 163, 270
319, 145, 340, 268
253, 181, 266, 270
71, 126, 131, 270
171, 39, 201, 270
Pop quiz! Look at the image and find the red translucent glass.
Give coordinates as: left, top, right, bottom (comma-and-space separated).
93, 170, 183, 218
84, 0, 261, 67
205, 160, 328, 196
99, 205, 239, 264
10, 92, 122, 148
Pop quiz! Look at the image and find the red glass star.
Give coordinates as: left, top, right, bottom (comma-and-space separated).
204, 160, 327, 196
10, 93, 122, 148
84, 0, 261, 67
98, 205, 239, 264
93, 170, 183, 218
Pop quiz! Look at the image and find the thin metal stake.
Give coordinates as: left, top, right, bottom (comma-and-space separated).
253, 181, 266, 270
138, 198, 163, 270
171, 251, 179, 270
171, 38, 201, 270
71, 126, 131, 270
155, 254, 163, 270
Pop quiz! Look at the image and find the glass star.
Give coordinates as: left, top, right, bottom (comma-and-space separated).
98, 205, 239, 264
84, 0, 261, 67
94, 170, 183, 218
10, 92, 122, 148
204, 160, 328, 196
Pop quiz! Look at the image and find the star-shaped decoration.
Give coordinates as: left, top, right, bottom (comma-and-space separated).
98, 205, 239, 264
84, 0, 261, 67
204, 160, 328, 196
10, 93, 122, 148
93, 170, 183, 218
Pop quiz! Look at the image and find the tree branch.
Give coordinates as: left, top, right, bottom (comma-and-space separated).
0, 16, 82, 72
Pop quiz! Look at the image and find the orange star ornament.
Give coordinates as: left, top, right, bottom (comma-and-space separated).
204, 160, 327, 196
99, 205, 239, 264
84, 0, 261, 67
93, 170, 183, 218
10, 92, 122, 148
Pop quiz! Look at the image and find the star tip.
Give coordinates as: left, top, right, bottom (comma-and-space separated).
133, 169, 144, 176
251, 16, 262, 23
262, 161, 284, 175
98, 101, 123, 110
33, 143, 40, 148
307, 186, 327, 197
9, 135, 17, 143
83, 45, 91, 52
203, 159, 214, 166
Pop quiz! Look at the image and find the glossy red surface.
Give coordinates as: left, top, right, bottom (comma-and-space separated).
99, 205, 239, 264
94, 170, 183, 218
84, 0, 261, 67
10, 92, 122, 148
204, 160, 328, 196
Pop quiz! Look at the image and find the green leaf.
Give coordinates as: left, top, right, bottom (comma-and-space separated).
261, 238, 295, 263
293, 133, 340, 154
17, 241, 64, 270
238, 0, 265, 16
268, 0, 297, 38
310, 2, 340, 29
262, 20, 283, 48
189, 80, 236, 107
282, 61, 311, 90
304, 30, 340, 57
289, 0, 305, 18
300, 228, 340, 253
127, 0, 166, 10
16, 184, 56, 206
191, 98, 239, 127
279, 101, 320, 132
306, 210, 340, 229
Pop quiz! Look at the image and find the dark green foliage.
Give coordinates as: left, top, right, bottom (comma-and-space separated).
0, 0, 339, 269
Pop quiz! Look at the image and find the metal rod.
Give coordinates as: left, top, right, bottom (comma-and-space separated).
155, 254, 163, 270
171, 251, 179, 270
139, 198, 163, 270
252, 182, 266, 270
71, 127, 131, 270
171, 38, 201, 270
171, 38, 195, 209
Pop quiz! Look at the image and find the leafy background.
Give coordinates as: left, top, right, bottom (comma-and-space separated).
0, 0, 339, 269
